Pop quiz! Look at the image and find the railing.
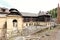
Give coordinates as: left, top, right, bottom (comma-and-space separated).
23, 22, 51, 27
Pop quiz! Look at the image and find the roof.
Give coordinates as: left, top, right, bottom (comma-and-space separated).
0, 8, 51, 17
38, 11, 51, 16
0, 7, 10, 13
21, 12, 38, 17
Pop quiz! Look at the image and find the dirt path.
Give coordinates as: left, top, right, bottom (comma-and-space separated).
54, 30, 60, 40
31, 26, 60, 40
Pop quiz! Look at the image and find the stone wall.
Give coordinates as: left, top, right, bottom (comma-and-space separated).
7, 15, 23, 38
0, 17, 6, 40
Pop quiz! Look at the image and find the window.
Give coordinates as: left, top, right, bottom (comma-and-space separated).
13, 19, 17, 27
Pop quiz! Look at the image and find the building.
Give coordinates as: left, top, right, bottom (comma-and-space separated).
0, 7, 51, 39
57, 3, 60, 24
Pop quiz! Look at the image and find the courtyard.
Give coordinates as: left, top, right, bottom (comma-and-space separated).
7, 25, 60, 40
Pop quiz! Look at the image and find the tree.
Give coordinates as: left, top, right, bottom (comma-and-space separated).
48, 8, 57, 18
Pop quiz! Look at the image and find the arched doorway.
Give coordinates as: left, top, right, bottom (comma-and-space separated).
12, 19, 18, 34
13, 19, 17, 27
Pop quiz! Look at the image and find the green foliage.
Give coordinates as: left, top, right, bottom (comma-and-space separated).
48, 8, 57, 18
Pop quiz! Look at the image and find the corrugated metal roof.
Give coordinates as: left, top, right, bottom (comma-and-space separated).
21, 12, 38, 17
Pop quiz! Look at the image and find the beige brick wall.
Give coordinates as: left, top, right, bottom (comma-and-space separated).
0, 17, 6, 38
0, 17, 6, 28
7, 15, 23, 34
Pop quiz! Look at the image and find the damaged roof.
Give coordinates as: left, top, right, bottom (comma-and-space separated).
0, 8, 51, 17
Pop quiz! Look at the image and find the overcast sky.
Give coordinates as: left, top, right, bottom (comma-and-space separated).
0, 0, 59, 13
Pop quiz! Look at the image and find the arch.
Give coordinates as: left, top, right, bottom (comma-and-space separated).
13, 19, 17, 27
13, 19, 17, 22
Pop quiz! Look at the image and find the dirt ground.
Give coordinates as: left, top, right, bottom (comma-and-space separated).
31, 25, 60, 40
8, 25, 60, 40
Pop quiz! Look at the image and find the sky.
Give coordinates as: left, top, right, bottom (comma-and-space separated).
0, 0, 59, 13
